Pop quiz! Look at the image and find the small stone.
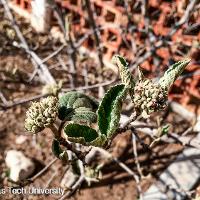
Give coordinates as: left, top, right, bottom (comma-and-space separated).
15, 135, 27, 144
5, 150, 35, 182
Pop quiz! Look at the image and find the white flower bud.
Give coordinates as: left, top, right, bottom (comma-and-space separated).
25, 96, 58, 133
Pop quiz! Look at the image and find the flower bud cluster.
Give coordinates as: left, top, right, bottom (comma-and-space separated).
25, 96, 58, 133
133, 79, 167, 118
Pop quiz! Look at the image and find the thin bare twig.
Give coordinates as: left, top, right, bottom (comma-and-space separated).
58, 138, 87, 164
1, 0, 55, 84
0, 91, 8, 105
58, 175, 85, 200
49, 0, 77, 87
130, 0, 197, 71
130, 40, 165, 71
61, 77, 118, 92
88, 146, 143, 198
0, 77, 117, 111
85, 0, 104, 69
58, 146, 86, 199
113, 157, 143, 199
132, 133, 143, 178
41, 44, 66, 64
136, 125, 200, 150
44, 170, 58, 188
167, 0, 198, 37
0, 94, 49, 111
168, 133, 200, 149
31, 158, 58, 182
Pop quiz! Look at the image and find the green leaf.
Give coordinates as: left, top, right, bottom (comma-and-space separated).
59, 91, 98, 109
158, 59, 190, 91
59, 91, 75, 107
72, 107, 97, 123
58, 91, 99, 121
58, 107, 97, 123
161, 124, 170, 136
112, 55, 135, 88
58, 107, 74, 120
90, 135, 107, 147
97, 84, 127, 138
52, 139, 68, 161
52, 139, 62, 158
73, 98, 93, 109
64, 124, 99, 145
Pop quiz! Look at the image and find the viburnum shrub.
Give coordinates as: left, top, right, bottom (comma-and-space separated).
24, 55, 190, 160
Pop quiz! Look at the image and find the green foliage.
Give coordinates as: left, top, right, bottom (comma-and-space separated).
52, 139, 62, 158
58, 91, 98, 123
52, 139, 68, 161
59, 107, 97, 123
161, 124, 170, 136
97, 84, 127, 138
158, 59, 190, 91
25, 56, 190, 150
64, 124, 99, 145
59, 91, 98, 109
70, 107, 97, 123
112, 55, 135, 102
90, 135, 107, 146
112, 55, 135, 88
58, 107, 74, 121
59, 87, 128, 147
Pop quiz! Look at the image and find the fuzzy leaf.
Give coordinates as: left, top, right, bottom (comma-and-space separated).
73, 98, 93, 109
58, 107, 74, 120
58, 107, 97, 123
90, 135, 107, 147
72, 107, 97, 123
158, 59, 190, 91
97, 84, 127, 138
112, 55, 135, 88
58, 91, 98, 121
64, 124, 99, 145
59, 91, 98, 109
52, 139, 62, 158
52, 139, 68, 161
161, 124, 170, 136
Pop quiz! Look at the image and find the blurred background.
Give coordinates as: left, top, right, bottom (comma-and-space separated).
0, 0, 200, 199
